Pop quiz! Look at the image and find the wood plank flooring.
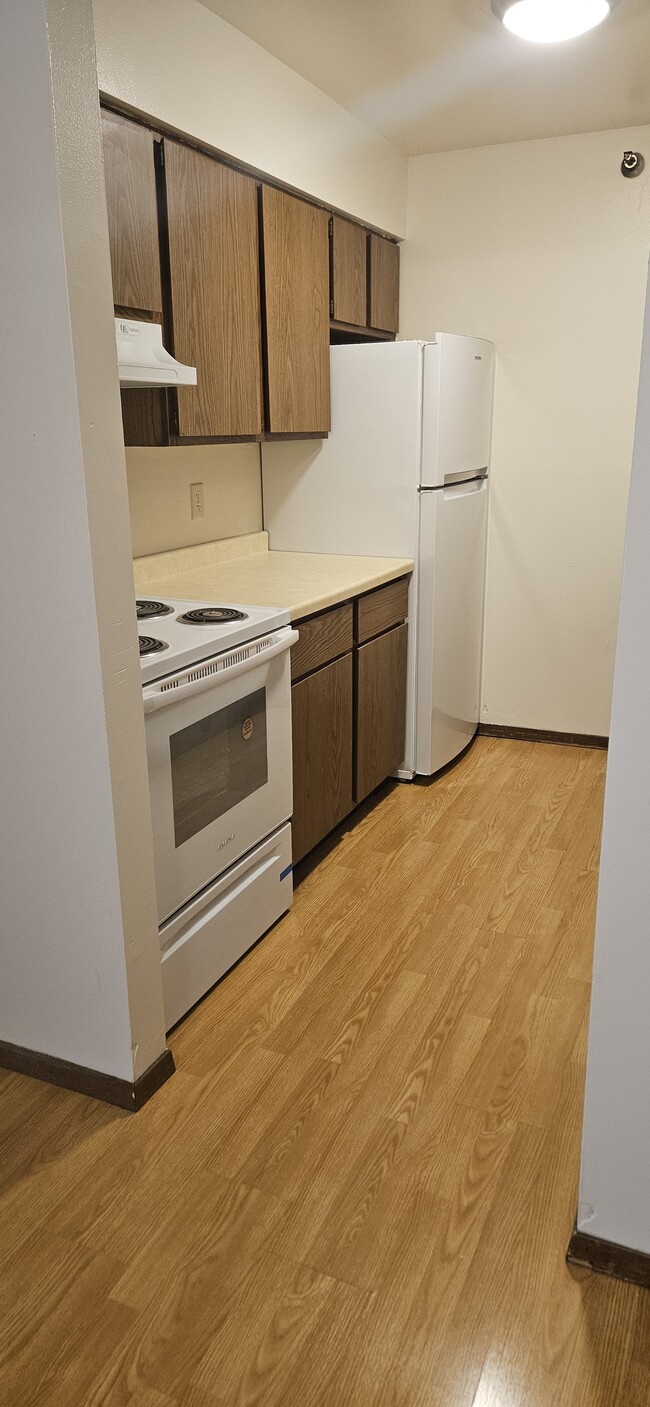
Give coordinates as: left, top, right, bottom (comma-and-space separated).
1, 737, 647, 1405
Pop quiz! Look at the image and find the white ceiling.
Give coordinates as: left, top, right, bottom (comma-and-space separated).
199, 0, 650, 155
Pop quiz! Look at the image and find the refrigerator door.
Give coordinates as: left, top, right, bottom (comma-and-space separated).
421, 335, 494, 488
416, 475, 489, 775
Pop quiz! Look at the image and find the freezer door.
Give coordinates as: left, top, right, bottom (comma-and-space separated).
421, 335, 494, 488
416, 476, 488, 775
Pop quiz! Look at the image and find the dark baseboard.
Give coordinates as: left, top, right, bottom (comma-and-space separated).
132, 1049, 176, 1109
0, 1038, 175, 1112
478, 723, 608, 750
567, 1222, 650, 1289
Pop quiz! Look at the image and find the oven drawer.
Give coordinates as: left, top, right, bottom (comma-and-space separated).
160, 822, 292, 1030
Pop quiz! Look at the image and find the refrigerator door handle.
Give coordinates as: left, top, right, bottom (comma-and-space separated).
418, 472, 487, 493
443, 469, 488, 485
443, 476, 487, 500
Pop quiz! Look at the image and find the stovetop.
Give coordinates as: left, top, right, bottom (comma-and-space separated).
138, 596, 291, 684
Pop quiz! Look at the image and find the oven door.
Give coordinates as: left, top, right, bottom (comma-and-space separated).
143, 627, 297, 923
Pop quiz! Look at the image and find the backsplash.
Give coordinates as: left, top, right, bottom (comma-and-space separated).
126, 443, 263, 557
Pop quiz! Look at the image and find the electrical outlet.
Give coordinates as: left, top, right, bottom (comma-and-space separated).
190, 482, 204, 519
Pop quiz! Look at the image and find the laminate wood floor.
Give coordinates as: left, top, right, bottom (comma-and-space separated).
1, 737, 646, 1406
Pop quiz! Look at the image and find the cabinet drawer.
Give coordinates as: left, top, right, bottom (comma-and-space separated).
291, 603, 353, 680
356, 577, 409, 645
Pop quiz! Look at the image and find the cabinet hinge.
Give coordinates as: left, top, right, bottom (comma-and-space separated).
330, 297, 334, 317
328, 215, 333, 237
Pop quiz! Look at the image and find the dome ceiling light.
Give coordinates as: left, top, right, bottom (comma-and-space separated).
491, 0, 619, 43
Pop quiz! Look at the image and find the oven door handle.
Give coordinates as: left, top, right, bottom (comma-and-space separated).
142, 628, 299, 714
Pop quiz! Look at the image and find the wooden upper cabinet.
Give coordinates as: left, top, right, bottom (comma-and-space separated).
331, 216, 367, 327
261, 187, 330, 436
163, 141, 263, 440
369, 233, 400, 333
101, 109, 162, 318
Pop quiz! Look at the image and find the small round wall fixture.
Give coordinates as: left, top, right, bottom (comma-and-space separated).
621, 151, 645, 178
491, 0, 619, 43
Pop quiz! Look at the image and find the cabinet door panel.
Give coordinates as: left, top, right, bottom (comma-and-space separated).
356, 623, 408, 803
369, 234, 400, 334
291, 655, 353, 863
120, 389, 168, 448
101, 110, 161, 318
332, 217, 367, 327
164, 142, 263, 439
262, 187, 330, 435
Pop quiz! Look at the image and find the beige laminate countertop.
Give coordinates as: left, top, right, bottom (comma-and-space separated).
134, 534, 413, 621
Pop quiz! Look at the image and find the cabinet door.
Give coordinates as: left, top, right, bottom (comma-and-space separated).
369, 233, 400, 334
291, 655, 353, 863
261, 187, 330, 435
356, 623, 408, 803
331, 216, 367, 327
164, 141, 263, 439
101, 109, 162, 318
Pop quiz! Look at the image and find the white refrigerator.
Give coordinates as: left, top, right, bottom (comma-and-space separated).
262, 335, 495, 777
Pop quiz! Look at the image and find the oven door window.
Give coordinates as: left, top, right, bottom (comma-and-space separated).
170, 688, 268, 847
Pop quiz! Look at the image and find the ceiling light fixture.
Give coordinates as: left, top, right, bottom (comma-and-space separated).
491, 0, 618, 43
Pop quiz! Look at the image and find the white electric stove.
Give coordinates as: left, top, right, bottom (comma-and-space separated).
137, 594, 292, 681
137, 595, 298, 1030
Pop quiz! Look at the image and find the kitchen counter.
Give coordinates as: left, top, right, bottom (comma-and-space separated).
134, 532, 413, 621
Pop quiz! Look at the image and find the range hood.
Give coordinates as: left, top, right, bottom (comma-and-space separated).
116, 318, 197, 389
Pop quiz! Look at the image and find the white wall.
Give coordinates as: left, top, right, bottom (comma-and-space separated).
0, 0, 166, 1081
577, 261, 650, 1253
92, 0, 408, 238
402, 127, 650, 736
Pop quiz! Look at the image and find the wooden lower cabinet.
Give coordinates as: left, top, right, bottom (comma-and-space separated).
355, 623, 408, 803
290, 580, 410, 863
291, 654, 354, 864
